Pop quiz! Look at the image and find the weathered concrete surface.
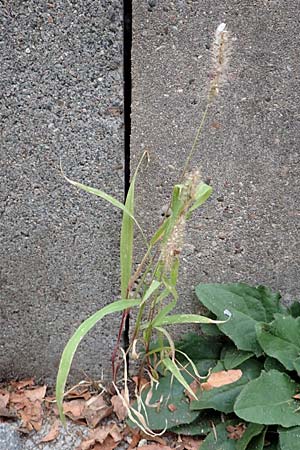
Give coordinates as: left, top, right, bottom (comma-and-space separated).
131, 0, 300, 317
0, 0, 123, 383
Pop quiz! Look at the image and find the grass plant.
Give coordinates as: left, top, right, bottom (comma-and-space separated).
56, 22, 231, 428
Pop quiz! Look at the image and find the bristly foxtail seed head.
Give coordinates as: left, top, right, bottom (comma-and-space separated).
161, 216, 186, 271
209, 22, 230, 99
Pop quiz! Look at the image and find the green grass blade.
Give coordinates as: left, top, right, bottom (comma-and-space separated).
162, 357, 198, 400
150, 219, 169, 246
120, 152, 149, 297
154, 313, 227, 327
120, 179, 135, 298
152, 301, 177, 328
143, 280, 161, 302
189, 183, 212, 213
65, 176, 135, 220
56, 299, 140, 424
61, 166, 146, 239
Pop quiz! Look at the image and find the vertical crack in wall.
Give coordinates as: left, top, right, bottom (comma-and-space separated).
124, 0, 132, 199
123, 0, 132, 359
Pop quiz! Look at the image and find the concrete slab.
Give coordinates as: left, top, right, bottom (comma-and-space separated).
0, 0, 123, 383
131, 0, 300, 323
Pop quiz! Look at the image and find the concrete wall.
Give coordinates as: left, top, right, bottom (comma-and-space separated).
131, 0, 299, 318
0, 0, 123, 383
1, 0, 299, 384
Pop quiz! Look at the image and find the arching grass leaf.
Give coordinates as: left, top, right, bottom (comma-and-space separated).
56, 299, 140, 424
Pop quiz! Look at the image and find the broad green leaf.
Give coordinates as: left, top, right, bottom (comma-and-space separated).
293, 357, 300, 374
175, 334, 221, 377
196, 283, 282, 355
191, 359, 262, 414
236, 423, 264, 450
154, 314, 226, 327
191, 378, 247, 414
130, 373, 199, 430
56, 299, 140, 424
247, 428, 267, 450
162, 357, 197, 400
176, 333, 222, 362
279, 426, 300, 450
234, 370, 300, 427
264, 356, 286, 373
201, 322, 224, 337
201, 420, 241, 450
170, 413, 221, 436
266, 444, 280, 450
256, 315, 300, 371
189, 182, 212, 213
287, 301, 300, 318
221, 345, 254, 370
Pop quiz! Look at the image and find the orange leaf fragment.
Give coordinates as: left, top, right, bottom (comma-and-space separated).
167, 403, 177, 412
40, 419, 60, 443
201, 370, 242, 391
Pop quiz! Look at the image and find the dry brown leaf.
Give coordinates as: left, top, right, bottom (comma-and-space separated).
9, 391, 31, 410
84, 394, 113, 428
93, 436, 119, 450
226, 423, 246, 440
182, 435, 204, 450
40, 419, 60, 443
77, 438, 95, 450
132, 376, 150, 391
63, 399, 86, 421
10, 378, 35, 390
111, 391, 127, 420
79, 423, 123, 449
141, 431, 167, 446
127, 428, 142, 450
138, 445, 173, 450
0, 406, 17, 419
201, 370, 242, 391
66, 387, 91, 401
20, 400, 44, 431
24, 385, 47, 402
0, 390, 9, 409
